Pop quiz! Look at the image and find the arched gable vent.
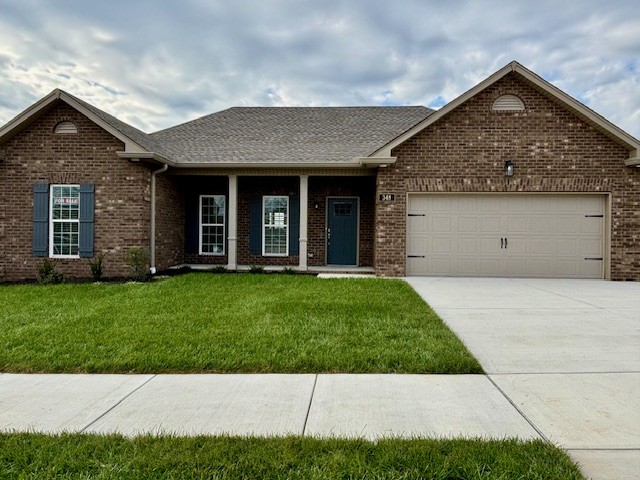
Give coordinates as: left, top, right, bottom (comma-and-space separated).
492, 94, 525, 111
54, 121, 78, 134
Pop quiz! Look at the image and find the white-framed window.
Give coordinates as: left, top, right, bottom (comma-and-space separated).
50, 184, 80, 258
199, 195, 226, 255
263, 196, 288, 256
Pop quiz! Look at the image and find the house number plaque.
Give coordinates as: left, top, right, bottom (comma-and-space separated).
379, 194, 395, 201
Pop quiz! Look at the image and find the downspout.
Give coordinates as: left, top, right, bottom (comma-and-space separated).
150, 163, 169, 275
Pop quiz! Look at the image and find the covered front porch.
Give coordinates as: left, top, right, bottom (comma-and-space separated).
155, 173, 376, 273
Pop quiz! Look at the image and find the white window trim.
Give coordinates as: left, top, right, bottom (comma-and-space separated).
199, 195, 226, 256
262, 195, 289, 257
49, 184, 80, 259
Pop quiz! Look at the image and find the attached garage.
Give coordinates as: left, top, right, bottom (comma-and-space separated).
407, 194, 607, 279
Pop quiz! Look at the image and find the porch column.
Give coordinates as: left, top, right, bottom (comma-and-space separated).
227, 175, 238, 270
299, 175, 308, 271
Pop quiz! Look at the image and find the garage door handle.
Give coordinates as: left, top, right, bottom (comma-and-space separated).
505, 237, 508, 249
408, 255, 425, 258
500, 238, 504, 249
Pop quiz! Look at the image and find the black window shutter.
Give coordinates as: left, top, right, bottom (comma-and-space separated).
249, 195, 262, 255
185, 195, 199, 254
289, 195, 299, 255
33, 183, 49, 257
79, 184, 95, 258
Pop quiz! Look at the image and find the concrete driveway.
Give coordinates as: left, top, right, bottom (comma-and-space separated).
405, 277, 640, 480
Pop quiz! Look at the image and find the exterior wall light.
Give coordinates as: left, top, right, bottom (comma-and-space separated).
505, 160, 514, 177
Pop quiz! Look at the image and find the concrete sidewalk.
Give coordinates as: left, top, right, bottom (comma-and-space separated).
0, 373, 538, 439
406, 277, 640, 480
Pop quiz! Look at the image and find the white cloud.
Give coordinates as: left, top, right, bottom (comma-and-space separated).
0, 0, 638, 137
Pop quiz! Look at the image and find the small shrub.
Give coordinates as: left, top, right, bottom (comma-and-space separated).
88, 253, 106, 282
37, 259, 64, 284
282, 267, 297, 275
209, 265, 227, 274
249, 265, 266, 274
124, 247, 150, 281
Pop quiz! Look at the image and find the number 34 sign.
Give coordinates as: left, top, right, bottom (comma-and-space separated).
378, 194, 395, 201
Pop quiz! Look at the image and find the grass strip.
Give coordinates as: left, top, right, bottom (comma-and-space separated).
0, 433, 584, 479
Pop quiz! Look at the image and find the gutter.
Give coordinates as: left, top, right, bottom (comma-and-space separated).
149, 163, 169, 274
118, 151, 397, 169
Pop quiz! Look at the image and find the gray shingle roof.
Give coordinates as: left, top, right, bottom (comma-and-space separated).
58, 91, 434, 165
150, 106, 434, 164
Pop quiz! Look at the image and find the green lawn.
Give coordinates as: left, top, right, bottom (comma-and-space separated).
0, 273, 481, 374
0, 433, 584, 480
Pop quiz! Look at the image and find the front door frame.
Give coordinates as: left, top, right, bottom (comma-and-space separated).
325, 196, 360, 266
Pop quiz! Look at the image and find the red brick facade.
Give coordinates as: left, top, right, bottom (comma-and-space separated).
1, 71, 637, 282
0, 101, 152, 281
375, 72, 639, 280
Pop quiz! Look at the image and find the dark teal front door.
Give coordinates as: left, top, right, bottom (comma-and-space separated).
327, 198, 358, 265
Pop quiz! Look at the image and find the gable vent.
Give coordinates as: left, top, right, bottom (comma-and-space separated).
492, 95, 525, 111
54, 121, 78, 134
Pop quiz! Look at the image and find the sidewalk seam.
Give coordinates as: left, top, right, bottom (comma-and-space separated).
79, 374, 157, 433
302, 374, 318, 436
486, 374, 549, 442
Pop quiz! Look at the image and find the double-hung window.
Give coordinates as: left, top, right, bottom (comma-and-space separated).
263, 196, 288, 256
199, 195, 226, 255
50, 185, 80, 257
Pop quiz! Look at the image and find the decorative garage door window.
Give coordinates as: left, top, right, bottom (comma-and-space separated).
199, 195, 226, 255
50, 185, 80, 257
263, 196, 289, 256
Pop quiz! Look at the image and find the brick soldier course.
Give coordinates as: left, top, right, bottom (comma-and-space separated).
1, 61, 638, 282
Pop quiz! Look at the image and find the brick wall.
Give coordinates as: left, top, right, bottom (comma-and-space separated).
308, 176, 375, 266
0, 101, 152, 281
376, 72, 639, 280
155, 173, 185, 269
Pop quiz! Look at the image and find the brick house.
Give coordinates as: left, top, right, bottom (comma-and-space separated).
1, 61, 638, 282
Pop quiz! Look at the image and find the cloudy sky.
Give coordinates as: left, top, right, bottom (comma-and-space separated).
0, 0, 638, 137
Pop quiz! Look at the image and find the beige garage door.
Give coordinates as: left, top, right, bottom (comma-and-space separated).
407, 194, 605, 278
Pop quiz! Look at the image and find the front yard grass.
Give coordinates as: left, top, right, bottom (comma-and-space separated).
0, 433, 584, 479
0, 273, 481, 374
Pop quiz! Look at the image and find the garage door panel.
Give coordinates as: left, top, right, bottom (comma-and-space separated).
457, 217, 478, 232
530, 216, 551, 232
581, 218, 603, 234
530, 238, 551, 254
481, 216, 500, 233
432, 237, 452, 254
407, 194, 605, 279
557, 217, 578, 233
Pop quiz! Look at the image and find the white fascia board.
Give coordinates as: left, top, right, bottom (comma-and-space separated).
369, 62, 515, 158
358, 157, 397, 167
0, 89, 149, 153
369, 61, 640, 158
58, 92, 147, 151
624, 154, 639, 166
0, 90, 60, 139
511, 64, 640, 152
172, 161, 368, 169
116, 151, 175, 166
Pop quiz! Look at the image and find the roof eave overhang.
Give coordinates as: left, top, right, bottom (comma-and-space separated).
0, 89, 147, 151
116, 152, 390, 169
117, 151, 175, 166
369, 61, 640, 160
624, 154, 640, 167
